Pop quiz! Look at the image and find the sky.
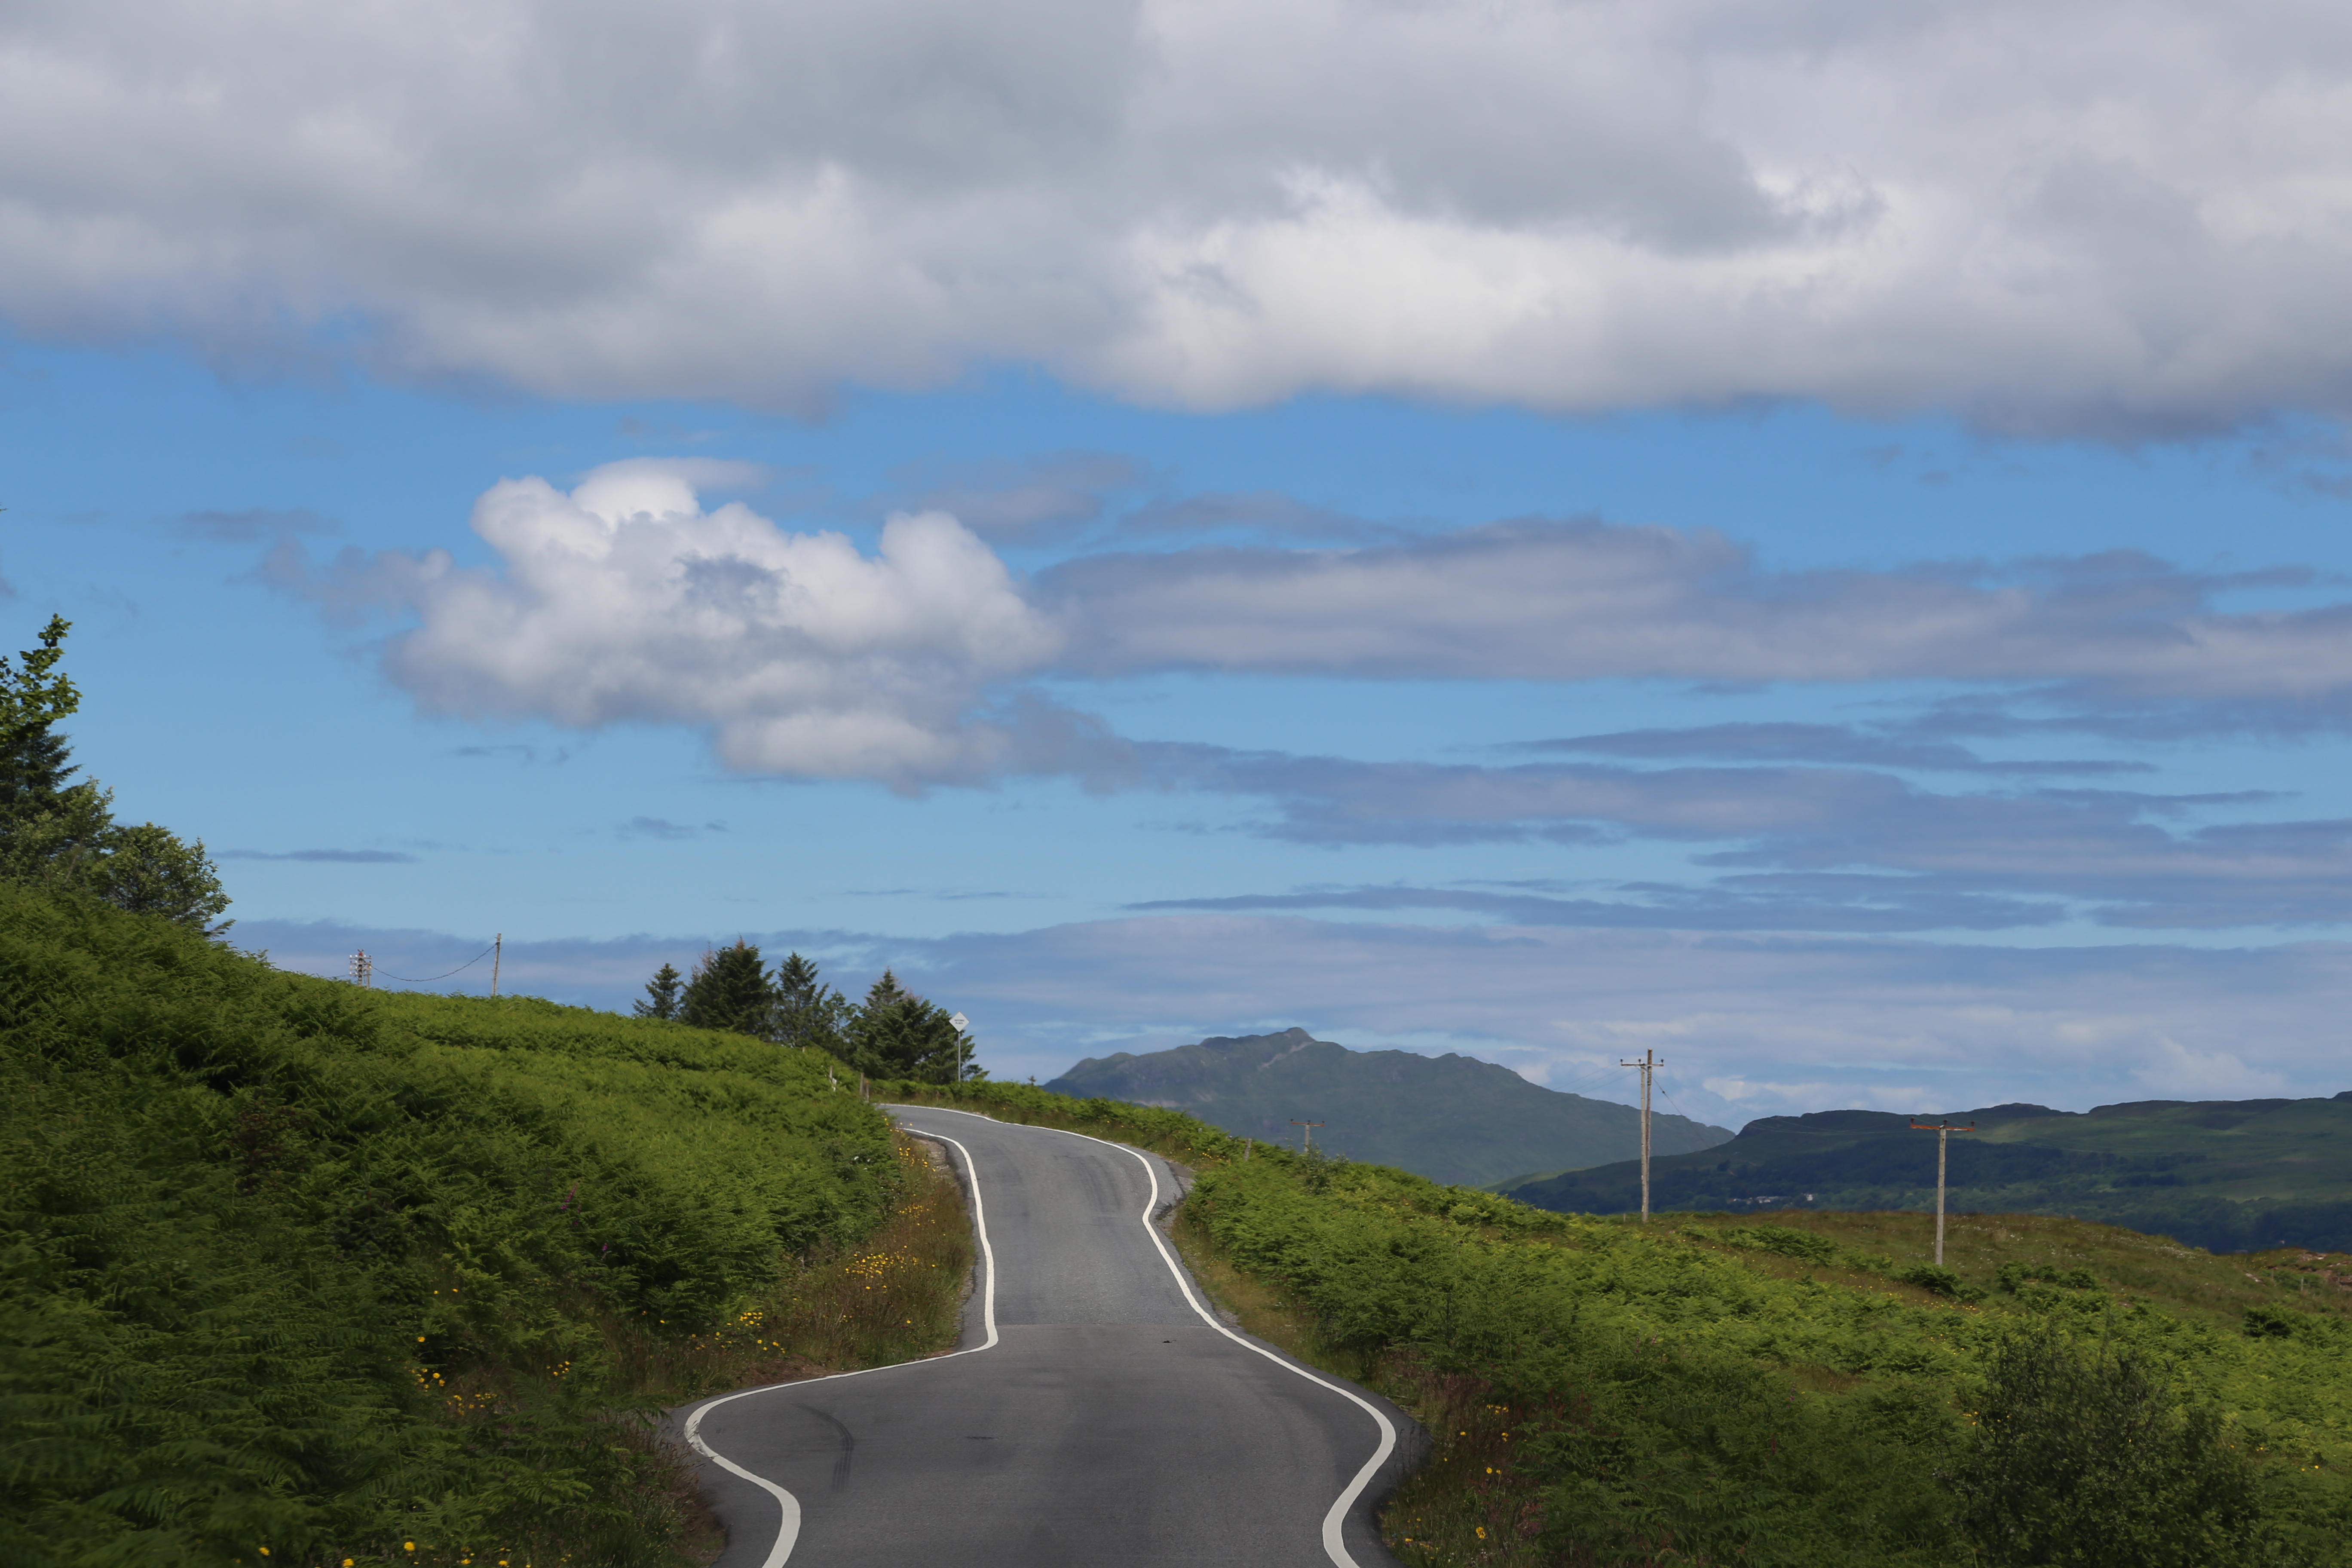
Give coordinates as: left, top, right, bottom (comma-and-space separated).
5, 0, 2352, 1126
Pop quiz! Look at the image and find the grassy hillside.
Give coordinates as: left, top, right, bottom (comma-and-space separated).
1044, 1027, 1729, 1187
1496, 1097, 2352, 1252
0, 884, 971, 1568
892, 1078, 2352, 1566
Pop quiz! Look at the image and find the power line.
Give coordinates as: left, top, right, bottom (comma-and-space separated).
378, 943, 498, 984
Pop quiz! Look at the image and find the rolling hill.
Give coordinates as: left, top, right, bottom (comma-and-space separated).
1043, 1026, 1730, 1187
1494, 1093, 2352, 1252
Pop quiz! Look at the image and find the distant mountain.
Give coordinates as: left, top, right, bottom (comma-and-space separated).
1045, 1026, 1731, 1188
1495, 1094, 2352, 1253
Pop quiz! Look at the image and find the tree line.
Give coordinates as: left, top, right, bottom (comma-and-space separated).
0, 615, 230, 934
634, 942, 982, 1085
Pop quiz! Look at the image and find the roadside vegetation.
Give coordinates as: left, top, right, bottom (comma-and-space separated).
887, 1079, 2352, 1567
0, 888, 973, 1568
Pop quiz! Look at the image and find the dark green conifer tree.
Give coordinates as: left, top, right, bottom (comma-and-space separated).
772, 951, 851, 1055
633, 962, 684, 1020
847, 968, 975, 1084
0, 616, 230, 935
680, 940, 775, 1035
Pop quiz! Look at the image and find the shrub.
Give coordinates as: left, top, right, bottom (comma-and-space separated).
1949, 1327, 2271, 1567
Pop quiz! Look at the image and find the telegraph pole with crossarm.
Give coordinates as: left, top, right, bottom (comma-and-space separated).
1910, 1118, 1976, 1265
1289, 1118, 1324, 1155
1621, 1049, 1660, 1222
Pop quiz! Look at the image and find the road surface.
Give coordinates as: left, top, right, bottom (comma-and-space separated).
683, 1106, 1420, 1567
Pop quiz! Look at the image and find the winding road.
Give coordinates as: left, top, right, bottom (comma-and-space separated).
682, 1106, 1419, 1567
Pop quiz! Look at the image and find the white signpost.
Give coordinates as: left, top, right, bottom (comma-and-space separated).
949, 1013, 971, 1081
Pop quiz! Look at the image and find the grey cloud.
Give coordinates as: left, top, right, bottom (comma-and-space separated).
7, 2, 2352, 429
891, 452, 1148, 545
1150, 745, 2352, 930
1043, 524, 2352, 716
217, 847, 419, 863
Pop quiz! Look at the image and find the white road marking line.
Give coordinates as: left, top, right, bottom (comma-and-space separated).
1023, 1119, 1403, 1568
686, 1106, 1397, 1568
680, 1130, 997, 1568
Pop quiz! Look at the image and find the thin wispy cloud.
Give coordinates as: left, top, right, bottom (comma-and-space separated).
1518, 722, 2151, 778
175, 507, 334, 543
218, 848, 420, 864
616, 817, 726, 840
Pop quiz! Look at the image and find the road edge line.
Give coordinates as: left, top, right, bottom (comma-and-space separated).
680, 1129, 998, 1568
1036, 1121, 1401, 1568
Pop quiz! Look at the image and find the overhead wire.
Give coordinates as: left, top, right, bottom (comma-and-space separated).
380, 943, 498, 983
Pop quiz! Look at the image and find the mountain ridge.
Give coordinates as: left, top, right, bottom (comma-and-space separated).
1045, 1026, 1731, 1188
1495, 1092, 2352, 1251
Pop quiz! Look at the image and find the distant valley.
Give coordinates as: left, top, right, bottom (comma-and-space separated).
1496, 1094, 2352, 1253
1045, 1026, 1730, 1188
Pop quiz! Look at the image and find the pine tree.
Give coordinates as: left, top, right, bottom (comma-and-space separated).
680, 941, 775, 1035
0, 615, 85, 844
772, 951, 850, 1055
0, 616, 230, 936
847, 969, 974, 1084
633, 962, 684, 1020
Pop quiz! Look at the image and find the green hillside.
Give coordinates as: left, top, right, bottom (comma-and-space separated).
0, 883, 969, 1568
886, 1078, 2352, 1566
1044, 1026, 1730, 1187
1496, 1096, 2352, 1252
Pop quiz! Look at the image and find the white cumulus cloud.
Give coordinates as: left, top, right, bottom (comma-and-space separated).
348, 460, 1066, 784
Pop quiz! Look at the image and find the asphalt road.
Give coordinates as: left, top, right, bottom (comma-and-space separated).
683, 1106, 1420, 1568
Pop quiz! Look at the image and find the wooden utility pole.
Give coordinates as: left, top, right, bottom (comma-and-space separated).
1910, 1119, 1977, 1265
349, 950, 372, 988
490, 933, 502, 998
1620, 1049, 1660, 1221
1289, 1118, 1324, 1154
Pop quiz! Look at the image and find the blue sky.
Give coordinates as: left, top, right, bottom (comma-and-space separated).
6, 0, 2352, 1124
